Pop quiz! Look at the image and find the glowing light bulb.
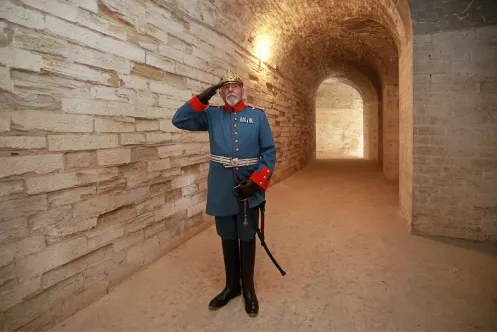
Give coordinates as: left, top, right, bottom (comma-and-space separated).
256, 38, 270, 62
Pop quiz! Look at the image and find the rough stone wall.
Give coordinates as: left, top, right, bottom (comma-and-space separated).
0, 0, 313, 330
409, 0, 497, 34
382, 77, 400, 181
412, 25, 497, 241
378, 53, 400, 181
399, 40, 414, 229
315, 81, 364, 158
363, 95, 379, 162
410, 0, 497, 241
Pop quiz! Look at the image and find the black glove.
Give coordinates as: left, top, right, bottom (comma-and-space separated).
233, 179, 260, 201
197, 83, 223, 104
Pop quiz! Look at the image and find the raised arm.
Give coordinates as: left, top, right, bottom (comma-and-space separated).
172, 83, 223, 131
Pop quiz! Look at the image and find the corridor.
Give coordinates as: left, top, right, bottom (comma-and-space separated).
51, 160, 497, 331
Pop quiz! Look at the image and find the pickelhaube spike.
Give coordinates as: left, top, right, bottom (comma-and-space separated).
219, 70, 243, 86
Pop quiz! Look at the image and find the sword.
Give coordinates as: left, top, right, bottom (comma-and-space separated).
233, 186, 286, 276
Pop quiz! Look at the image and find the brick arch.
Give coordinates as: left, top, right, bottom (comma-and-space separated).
244, 12, 402, 180
315, 79, 366, 159
237, 0, 412, 218
229, 0, 412, 211
313, 68, 380, 162
237, 2, 404, 88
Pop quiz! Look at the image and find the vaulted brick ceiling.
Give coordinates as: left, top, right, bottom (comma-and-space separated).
207, 0, 411, 94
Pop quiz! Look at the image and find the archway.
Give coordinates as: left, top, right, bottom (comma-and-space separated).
315, 79, 364, 159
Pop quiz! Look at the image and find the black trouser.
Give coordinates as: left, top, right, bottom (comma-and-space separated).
214, 202, 260, 241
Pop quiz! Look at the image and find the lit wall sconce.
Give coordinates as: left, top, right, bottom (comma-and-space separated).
255, 38, 270, 66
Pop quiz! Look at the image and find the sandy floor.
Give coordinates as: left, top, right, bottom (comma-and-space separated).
51, 160, 497, 331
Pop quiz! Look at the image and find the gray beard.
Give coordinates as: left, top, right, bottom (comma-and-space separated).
226, 95, 239, 107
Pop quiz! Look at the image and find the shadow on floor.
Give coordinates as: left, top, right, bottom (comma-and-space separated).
308, 158, 385, 174
419, 234, 497, 258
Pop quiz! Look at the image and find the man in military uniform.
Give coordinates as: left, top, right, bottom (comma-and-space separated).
171, 71, 276, 316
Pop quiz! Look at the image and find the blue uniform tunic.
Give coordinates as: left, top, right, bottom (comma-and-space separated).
172, 96, 277, 218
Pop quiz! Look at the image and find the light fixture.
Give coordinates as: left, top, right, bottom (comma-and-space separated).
255, 38, 270, 66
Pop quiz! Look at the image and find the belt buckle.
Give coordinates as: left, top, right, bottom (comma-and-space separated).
230, 158, 239, 167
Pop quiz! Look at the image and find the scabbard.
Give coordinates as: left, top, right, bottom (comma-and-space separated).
248, 202, 286, 276
255, 227, 286, 276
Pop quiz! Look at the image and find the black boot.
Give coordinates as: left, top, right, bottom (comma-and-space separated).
240, 239, 258, 316
209, 239, 241, 309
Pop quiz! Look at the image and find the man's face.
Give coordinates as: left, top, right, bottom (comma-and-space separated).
219, 83, 243, 107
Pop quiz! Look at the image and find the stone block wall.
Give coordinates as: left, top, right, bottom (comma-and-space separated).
363, 97, 379, 163
382, 83, 400, 180
0, 0, 313, 330
412, 25, 497, 241
315, 81, 364, 158
399, 39, 414, 229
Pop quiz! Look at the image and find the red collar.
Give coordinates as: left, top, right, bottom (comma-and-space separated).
224, 101, 246, 113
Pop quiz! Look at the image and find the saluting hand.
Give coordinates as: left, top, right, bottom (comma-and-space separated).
197, 82, 223, 104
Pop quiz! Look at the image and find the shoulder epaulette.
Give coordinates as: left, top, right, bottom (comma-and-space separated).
248, 105, 265, 112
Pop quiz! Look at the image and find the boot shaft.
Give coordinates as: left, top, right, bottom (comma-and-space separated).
208, 239, 242, 309
221, 239, 240, 288
240, 239, 258, 315
240, 239, 256, 291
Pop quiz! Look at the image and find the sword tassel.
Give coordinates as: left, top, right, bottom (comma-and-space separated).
243, 200, 248, 228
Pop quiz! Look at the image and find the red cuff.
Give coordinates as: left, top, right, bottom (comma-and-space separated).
189, 95, 208, 112
249, 166, 272, 191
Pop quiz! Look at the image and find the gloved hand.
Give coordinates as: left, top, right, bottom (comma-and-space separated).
233, 179, 260, 201
197, 82, 223, 104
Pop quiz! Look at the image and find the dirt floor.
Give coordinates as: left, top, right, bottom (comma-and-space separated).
51, 160, 497, 331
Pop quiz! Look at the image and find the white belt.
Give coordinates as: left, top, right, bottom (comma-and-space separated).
210, 154, 259, 168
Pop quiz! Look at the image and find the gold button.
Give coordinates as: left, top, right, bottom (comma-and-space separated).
259, 182, 262, 184
264, 176, 266, 178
